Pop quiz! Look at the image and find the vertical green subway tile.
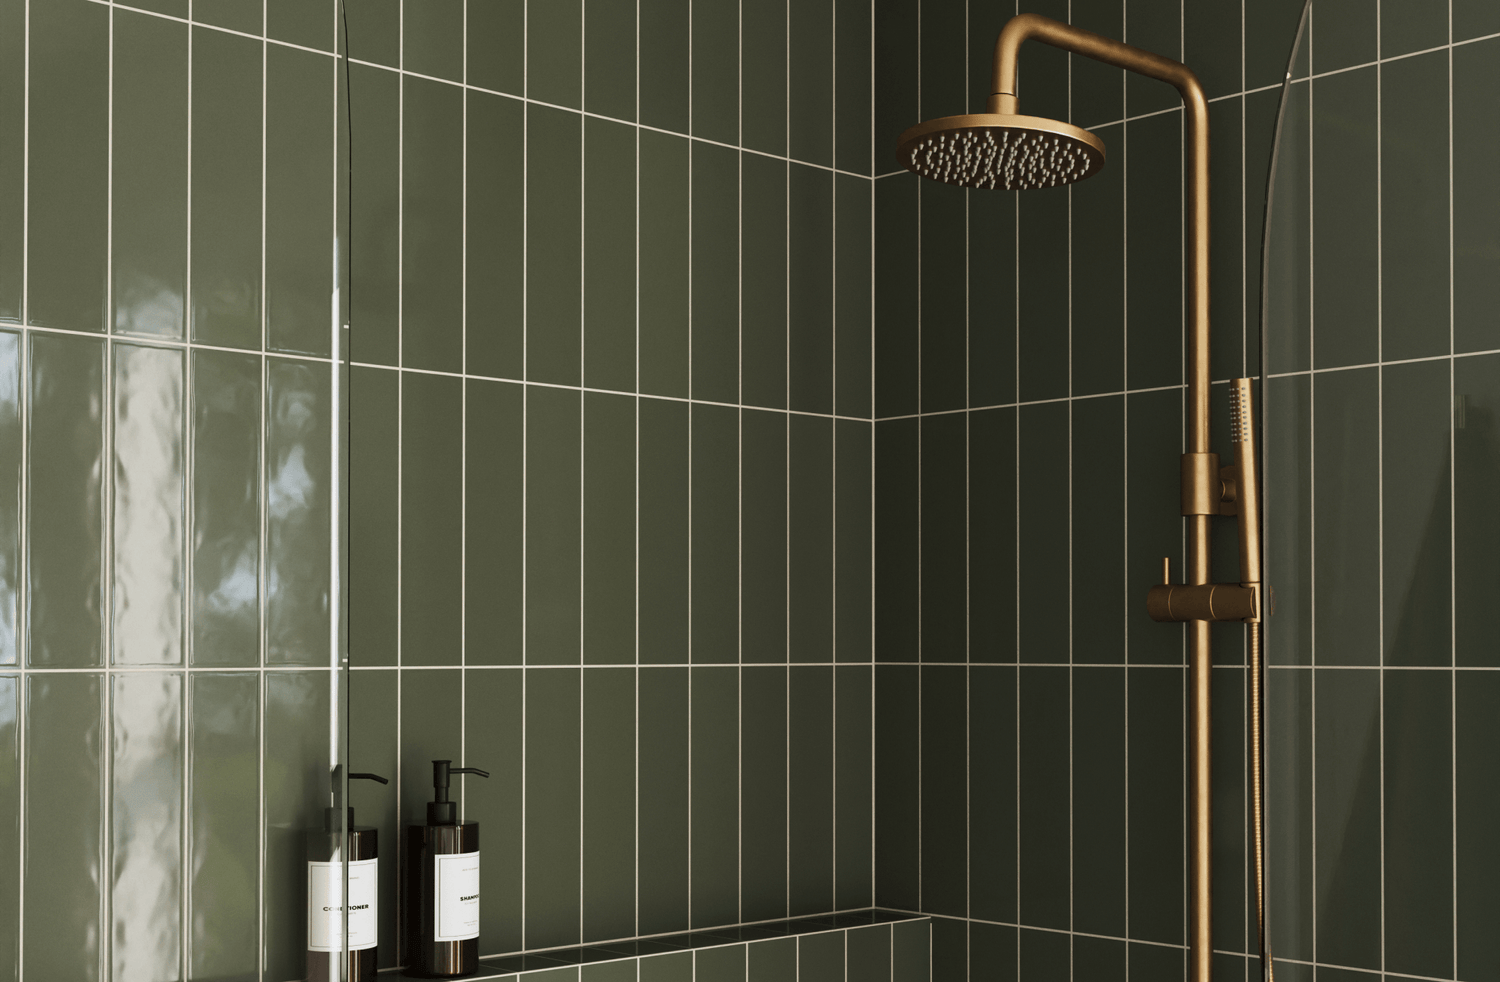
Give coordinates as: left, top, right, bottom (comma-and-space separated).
639, 0, 690, 133
1454, 40, 1500, 355
1380, 0, 1448, 58
1244, 88, 1279, 377
642, 952, 692, 982
1124, 0, 1179, 116
874, 0, 918, 166
834, 666, 872, 909
468, 0, 524, 94
874, 175, 918, 418
931, 918, 968, 982
349, 366, 397, 667
1266, 374, 1312, 666
1381, 51, 1450, 362
401, 371, 463, 666
789, 167, 834, 415
968, 411, 1017, 663
1312, 668, 1381, 972
741, 665, 787, 922
262, 671, 330, 978
530, 0, 582, 108
1018, 403, 1068, 663
1264, 80, 1311, 377
833, 175, 872, 418
112, 343, 185, 666
0, 334, 17, 665
690, 404, 738, 664
467, 380, 526, 665
742, 2, 787, 157
585, 0, 636, 121
23, 674, 103, 982
1384, 670, 1454, 980
970, 922, 1017, 982
1455, 354, 1500, 667
1244, 0, 1308, 92
847, 925, 891, 982
1123, 112, 1184, 392
1383, 360, 1451, 667
789, 416, 832, 663
404, 76, 466, 374
526, 386, 582, 665
347, 669, 398, 968
639, 399, 689, 665
0, 0, 22, 322
585, 961, 636, 982
1309, 0, 1376, 74
467, 91, 527, 380
110, 673, 182, 981
891, 919, 930, 982
638, 667, 690, 934
1073, 668, 1126, 938
874, 665, 919, 909
1016, 185, 1069, 403
1127, 666, 1184, 946
267, 0, 333, 50
690, 143, 740, 405
1071, 127, 1125, 397
639, 130, 691, 399
833, 420, 871, 664
28, 333, 105, 668
1018, 666, 1069, 930
1208, 98, 1247, 382
1127, 942, 1183, 982
919, 181, 967, 413
404, 0, 463, 82
741, 410, 786, 665
191, 26, 263, 349
112, 10, 187, 340
1456, 673, 1500, 979
584, 392, 635, 665
692, 0, 738, 146
798, 931, 843, 982
695, 943, 746, 982
399, 667, 462, 832
28, 0, 108, 334
874, 419, 918, 662
526, 668, 583, 949
584, 117, 637, 393
1209, 667, 1246, 955
466, 669, 525, 955
0, 676, 15, 982
1183, 0, 1242, 99
789, 0, 833, 167
266, 45, 334, 357
834, 0, 872, 175
1456, 0, 1500, 40
1312, 367, 1380, 666
690, 666, 738, 928
1312, 68, 1379, 369
195, 0, 261, 34
918, 0, 965, 123
582, 667, 636, 940
788, 667, 833, 917
748, 937, 796, 982
1268, 666, 1314, 964
349, 62, 400, 366
920, 414, 965, 663
970, 665, 1017, 924
265, 360, 331, 665
345, 0, 399, 67
741, 154, 787, 411
528, 105, 584, 386
920, 667, 965, 918
1072, 397, 1124, 664
1125, 387, 1182, 666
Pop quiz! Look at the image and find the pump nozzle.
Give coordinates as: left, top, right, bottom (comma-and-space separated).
325, 766, 389, 831
428, 759, 489, 825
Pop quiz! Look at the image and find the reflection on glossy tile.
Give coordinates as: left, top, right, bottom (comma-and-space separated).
0, 676, 17, 982
266, 360, 331, 665
0, 334, 17, 666
113, 344, 185, 666
28, 333, 105, 668
111, 672, 182, 981
24, 674, 103, 981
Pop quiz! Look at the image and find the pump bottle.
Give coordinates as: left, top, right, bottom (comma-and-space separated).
307, 770, 389, 982
404, 759, 489, 978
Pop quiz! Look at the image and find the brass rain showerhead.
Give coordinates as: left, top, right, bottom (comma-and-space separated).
896, 112, 1104, 190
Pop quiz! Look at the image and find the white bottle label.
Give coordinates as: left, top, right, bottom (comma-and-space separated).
434, 851, 480, 942
307, 857, 379, 952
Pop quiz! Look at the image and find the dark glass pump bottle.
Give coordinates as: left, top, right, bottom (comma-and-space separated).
307, 772, 388, 982
404, 760, 489, 978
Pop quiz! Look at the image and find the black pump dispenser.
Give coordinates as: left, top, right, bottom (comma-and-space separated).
307, 770, 389, 982
427, 760, 490, 825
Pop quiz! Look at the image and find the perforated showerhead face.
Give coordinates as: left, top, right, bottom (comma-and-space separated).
897, 114, 1106, 190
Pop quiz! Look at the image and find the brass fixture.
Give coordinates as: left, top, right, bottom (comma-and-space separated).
899, 15, 1269, 982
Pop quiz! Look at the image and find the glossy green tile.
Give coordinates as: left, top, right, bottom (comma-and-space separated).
1209, 666, 1246, 955
1016, 184, 1069, 403
690, 405, 738, 664
874, 0, 919, 168
112, 343, 185, 666
1381, 0, 1448, 58
23, 674, 103, 981
834, 176, 872, 417
344, 0, 398, 66
968, 408, 1016, 664
875, 175, 919, 417
1267, 666, 1314, 963
692, 0, 738, 147
834, 0, 872, 174
695, 943, 746, 982
797, 931, 843, 982
1264, 79, 1311, 377
1127, 941, 1183, 982
921, 414, 965, 663
584, 962, 636, 982
641, 951, 692, 982
0, 335, 16, 665
527, 386, 582, 665
348, 366, 397, 667
690, 666, 738, 927
1382, 360, 1451, 667
918, 666, 964, 919
741, 665, 787, 921
969, 666, 1017, 924
919, 181, 967, 413
1180, 0, 1241, 99
1265, 374, 1312, 666
265, 360, 331, 665
1385, 670, 1454, 978
970, 922, 1017, 982
931, 917, 967, 982
583, 393, 635, 666
1066, 0, 1124, 128
1018, 403, 1068, 663
1125, 387, 1183, 666
403, 0, 462, 82
690, 143, 740, 405
638, 399, 689, 665
347, 669, 398, 969
530, 0, 582, 108
1306, 0, 1376, 73
1244, 86, 1282, 377
742, 2, 787, 156
1457, 672, 1500, 978
918, 0, 965, 122
467, 91, 526, 379
846, 924, 891, 981
1071, 667, 1126, 937
875, 419, 918, 662
789, 667, 833, 916
834, 665, 872, 909
1381, 51, 1450, 362
789, 168, 834, 415
468, 0, 524, 94
400, 665, 462, 827
1124, 0, 1180, 116
1071, 397, 1124, 664
582, 0, 636, 121
1124, 112, 1184, 392
0, 676, 15, 981
527, 668, 582, 949
639, 0, 689, 132
348, 62, 400, 366
112, 10, 187, 340
1454, 40, 1500, 355
466, 669, 525, 955
262, 670, 330, 978
1071, 129, 1125, 396
268, 0, 332, 49
789, 417, 833, 662
582, 667, 635, 940
28, 0, 108, 334
110, 673, 182, 980
1455, 0, 1500, 40
191, 26, 262, 349
528, 105, 584, 386
742, 411, 786, 665
637, 130, 690, 399
833, 421, 871, 664
401, 371, 462, 666
742, 154, 787, 411
1017, 666, 1068, 929
1209, 98, 1248, 383
1245, 0, 1309, 92
1309, 367, 1380, 666
1313, 667, 1381, 970
404, 76, 465, 373
466, 380, 525, 666
748, 937, 796, 982
638, 667, 689, 935
0, 0, 20, 323
583, 118, 636, 393
891, 919, 930, 982
1455, 354, 1500, 666
28, 333, 105, 668
875, 665, 919, 908
789, 0, 833, 167
1128, 666, 1184, 945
